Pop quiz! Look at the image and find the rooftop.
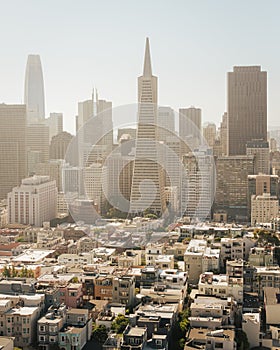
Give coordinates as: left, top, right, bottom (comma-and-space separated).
12, 249, 55, 263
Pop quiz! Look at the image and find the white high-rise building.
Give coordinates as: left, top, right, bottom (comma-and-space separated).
84, 163, 103, 211
130, 38, 166, 215
157, 106, 175, 142
44, 112, 63, 142
24, 55, 45, 123
183, 149, 215, 221
62, 164, 84, 196
8, 176, 57, 227
76, 90, 113, 167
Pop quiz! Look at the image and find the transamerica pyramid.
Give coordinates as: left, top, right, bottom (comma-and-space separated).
129, 38, 166, 216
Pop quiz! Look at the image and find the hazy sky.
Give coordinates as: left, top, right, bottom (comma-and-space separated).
1, 0, 280, 134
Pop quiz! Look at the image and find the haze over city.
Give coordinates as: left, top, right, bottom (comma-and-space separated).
1, 0, 280, 133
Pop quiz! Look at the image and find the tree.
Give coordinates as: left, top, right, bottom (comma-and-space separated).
111, 314, 129, 334
2, 266, 10, 278
170, 308, 190, 350
92, 325, 108, 344
235, 329, 250, 350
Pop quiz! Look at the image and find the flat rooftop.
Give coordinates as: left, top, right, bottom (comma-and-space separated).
12, 249, 55, 263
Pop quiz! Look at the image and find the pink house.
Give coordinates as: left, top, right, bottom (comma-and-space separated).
59, 283, 83, 308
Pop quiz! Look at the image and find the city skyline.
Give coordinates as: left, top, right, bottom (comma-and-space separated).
0, 0, 280, 134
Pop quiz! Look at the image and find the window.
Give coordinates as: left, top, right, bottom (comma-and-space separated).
49, 326, 57, 333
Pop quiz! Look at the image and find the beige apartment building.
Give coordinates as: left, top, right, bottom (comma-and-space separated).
251, 193, 279, 225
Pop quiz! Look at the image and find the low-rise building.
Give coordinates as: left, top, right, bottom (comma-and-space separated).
121, 325, 147, 350
94, 274, 113, 301
57, 253, 92, 266
38, 304, 67, 350
154, 255, 174, 270
59, 309, 92, 350
159, 269, 187, 289
264, 287, 280, 325
59, 283, 83, 308
189, 295, 235, 329
198, 272, 243, 303
253, 267, 280, 296
186, 328, 236, 350
5, 305, 41, 348
249, 246, 274, 267
242, 313, 260, 349
0, 336, 14, 350
184, 239, 220, 284
145, 243, 165, 266
220, 237, 255, 268
112, 275, 135, 306
118, 250, 142, 268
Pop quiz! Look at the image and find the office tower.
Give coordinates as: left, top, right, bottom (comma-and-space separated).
182, 149, 215, 221
203, 123, 217, 147
220, 112, 228, 156
62, 164, 84, 196
157, 106, 175, 142
0, 104, 27, 200
8, 176, 57, 227
57, 192, 77, 215
24, 54, 45, 123
270, 138, 278, 152
164, 135, 182, 213
44, 112, 63, 142
50, 131, 73, 160
35, 159, 65, 192
213, 139, 223, 157
130, 38, 166, 215
27, 124, 49, 174
227, 66, 267, 155
84, 163, 103, 212
179, 107, 202, 149
102, 152, 134, 215
96, 97, 113, 150
215, 155, 255, 221
246, 139, 270, 174
76, 90, 113, 166
76, 96, 94, 133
